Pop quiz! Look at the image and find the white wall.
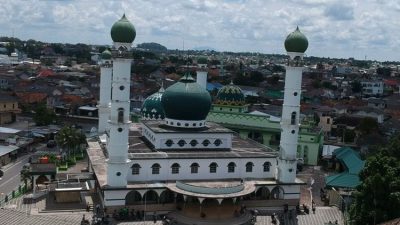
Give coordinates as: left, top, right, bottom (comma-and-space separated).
142, 125, 232, 149
127, 157, 276, 182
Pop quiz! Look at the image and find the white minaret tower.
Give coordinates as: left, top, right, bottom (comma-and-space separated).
106, 14, 136, 187
196, 69, 208, 89
277, 27, 308, 183
98, 49, 112, 133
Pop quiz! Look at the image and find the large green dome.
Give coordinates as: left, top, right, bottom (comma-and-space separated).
141, 88, 165, 120
161, 74, 211, 123
100, 49, 112, 60
215, 82, 245, 106
110, 14, 136, 43
284, 26, 308, 53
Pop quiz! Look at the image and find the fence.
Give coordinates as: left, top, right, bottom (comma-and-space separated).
0, 182, 30, 207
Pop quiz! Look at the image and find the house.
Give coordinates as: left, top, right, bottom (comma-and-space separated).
325, 147, 365, 190
361, 80, 383, 96
0, 95, 20, 124
367, 98, 386, 110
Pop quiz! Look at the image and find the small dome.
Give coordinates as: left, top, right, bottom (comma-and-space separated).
110, 14, 136, 43
161, 74, 211, 123
215, 82, 245, 106
100, 49, 112, 60
140, 88, 165, 120
284, 26, 308, 53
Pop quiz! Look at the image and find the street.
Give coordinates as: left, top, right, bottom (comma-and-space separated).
0, 154, 32, 197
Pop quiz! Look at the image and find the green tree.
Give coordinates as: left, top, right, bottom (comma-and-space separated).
350, 152, 400, 225
20, 165, 32, 191
351, 81, 362, 93
357, 117, 379, 135
33, 104, 56, 126
55, 126, 86, 158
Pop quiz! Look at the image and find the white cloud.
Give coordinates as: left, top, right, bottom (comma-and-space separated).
0, 0, 398, 61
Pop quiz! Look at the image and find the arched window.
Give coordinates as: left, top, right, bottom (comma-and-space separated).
291, 112, 296, 125
190, 163, 199, 174
131, 163, 141, 175
118, 108, 124, 123
171, 163, 180, 174
227, 162, 236, 173
209, 162, 218, 173
263, 162, 271, 172
246, 162, 254, 173
151, 163, 161, 175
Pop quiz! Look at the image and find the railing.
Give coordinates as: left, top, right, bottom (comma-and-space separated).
0, 182, 30, 207
176, 181, 244, 195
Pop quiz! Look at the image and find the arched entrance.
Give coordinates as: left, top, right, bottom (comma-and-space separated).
36, 175, 49, 185
159, 189, 175, 204
143, 190, 159, 204
125, 190, 142, 205
271, 186, 284, 199
255, 186, 270, 200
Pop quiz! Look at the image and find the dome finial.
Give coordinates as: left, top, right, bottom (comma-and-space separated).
159, 81, 165, 92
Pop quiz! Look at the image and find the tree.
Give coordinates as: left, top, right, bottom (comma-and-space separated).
20, 164, 32, 191
357, 117, 379, 135
351, 81, 362, 93
350, 152, 400, 225
33, 104, 57, 126
55, 126, 86, 158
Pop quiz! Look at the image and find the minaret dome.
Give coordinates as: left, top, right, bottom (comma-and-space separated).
284, 26, 308, 53
110, 14, 136, 44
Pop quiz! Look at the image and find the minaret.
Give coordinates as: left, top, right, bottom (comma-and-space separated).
277, 27, 308, 183
98, 49, 112, 133
196, 69, 208, 89
106, 14, 136, 187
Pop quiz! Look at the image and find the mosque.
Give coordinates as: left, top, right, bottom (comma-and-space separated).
88, 14, 309, 224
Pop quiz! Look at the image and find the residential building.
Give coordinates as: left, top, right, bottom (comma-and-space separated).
0, 95, 20, 124
361, 80, 384, 96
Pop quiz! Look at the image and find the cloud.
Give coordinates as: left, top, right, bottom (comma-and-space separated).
0, 0, 398, 61
324, 3, 354, 20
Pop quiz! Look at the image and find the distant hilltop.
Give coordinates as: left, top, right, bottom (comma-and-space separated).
136, 42, 167, 52
192, 46, 217, 51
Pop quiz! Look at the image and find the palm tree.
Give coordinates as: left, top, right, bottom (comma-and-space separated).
20, 165, 32, 191
55, 126, 87, 160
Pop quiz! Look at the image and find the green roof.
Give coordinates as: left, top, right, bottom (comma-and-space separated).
161, 74, 211, 121
325, 147, 365, 189
141, 88, 165, 120
215, 82, 245, 106
100, 49, 112, 60
284, 26, 308, 53
111, 14, 136, 43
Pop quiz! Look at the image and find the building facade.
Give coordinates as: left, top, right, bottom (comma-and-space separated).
88, 17, 310, 224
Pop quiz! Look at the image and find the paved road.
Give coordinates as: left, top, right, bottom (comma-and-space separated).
0, 154, 32, 196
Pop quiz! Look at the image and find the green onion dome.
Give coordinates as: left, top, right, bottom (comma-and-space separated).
161, 74, 211, 127
215, 82, 245, 106
284, 26, 308, 53
110, 14, 136, 43
100, 49, 112, 60
140, 88, 165, 120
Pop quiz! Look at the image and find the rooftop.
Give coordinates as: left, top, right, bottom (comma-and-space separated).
128, 124, 276, 160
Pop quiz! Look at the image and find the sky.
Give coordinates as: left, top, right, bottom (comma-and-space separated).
0, 0, 399, 61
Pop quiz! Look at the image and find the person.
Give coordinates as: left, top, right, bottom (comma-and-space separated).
153, 212, 157, 223
96, 204, 100, 214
